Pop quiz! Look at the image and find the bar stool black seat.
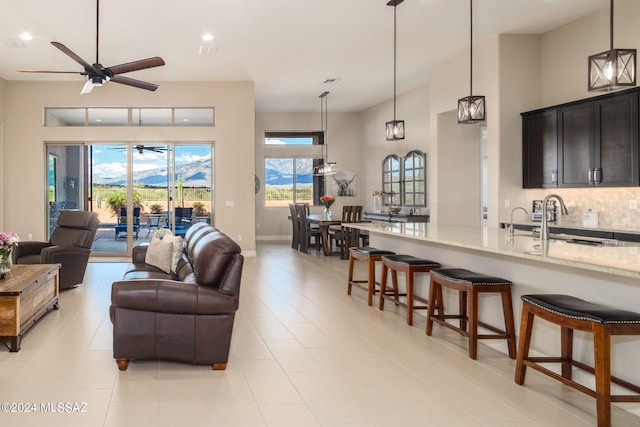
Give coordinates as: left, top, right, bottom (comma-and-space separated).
348, 247, 395, 306
515, 294, 640, 427
426, 268, 516, 359
379, 255, 441, 325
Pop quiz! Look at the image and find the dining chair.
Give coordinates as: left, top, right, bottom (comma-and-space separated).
295, 203, 321, 253
330, 205, 363, 259
289, 204, 300, 250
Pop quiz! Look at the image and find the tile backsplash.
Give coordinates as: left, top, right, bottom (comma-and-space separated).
543, 188, 640, 232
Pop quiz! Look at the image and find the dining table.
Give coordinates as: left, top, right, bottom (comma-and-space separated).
306, 214, 342, 256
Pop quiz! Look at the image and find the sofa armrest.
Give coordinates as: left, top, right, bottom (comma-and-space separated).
131, 244, 149, 263
111, 280, 238, 315
40, 246, 91, 263
13, 241, 50, 262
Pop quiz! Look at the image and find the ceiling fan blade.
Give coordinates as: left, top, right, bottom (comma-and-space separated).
107, 57, 165, 75
110, 75, 159, 91
51, 42, 99, 73
80, 79, 95, 94
19, 70, 83, 74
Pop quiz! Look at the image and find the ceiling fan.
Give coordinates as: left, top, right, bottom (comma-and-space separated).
19, 0, 165, 94
109, 145, 168, 154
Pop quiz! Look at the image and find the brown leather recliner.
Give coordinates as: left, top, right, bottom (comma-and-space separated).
109, 223, 244, 371
13, 210, 99, 290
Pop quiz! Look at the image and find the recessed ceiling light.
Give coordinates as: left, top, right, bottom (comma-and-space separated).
19, 32, 32, 41
202, 33, 214, 42
323, 78, 341, 84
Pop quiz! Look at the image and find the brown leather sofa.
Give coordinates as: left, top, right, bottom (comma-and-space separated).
13, 210, 99, 289
109, 223, 244, 371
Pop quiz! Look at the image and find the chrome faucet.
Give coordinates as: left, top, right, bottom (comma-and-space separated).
541, 194, 569, 241
508, 207, 528, 236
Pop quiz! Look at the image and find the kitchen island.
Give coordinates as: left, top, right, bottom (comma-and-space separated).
356, 221, 640, 386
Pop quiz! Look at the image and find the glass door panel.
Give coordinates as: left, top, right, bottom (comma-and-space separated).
46, 145, 85, 236
133, 144, 169, 240
171, 144, 213, 235
90, 144, 129, 254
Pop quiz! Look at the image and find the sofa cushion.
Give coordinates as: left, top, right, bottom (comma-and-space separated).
145, 237, 174, 273
191, 232, 241, 291
163, 234, 184, 273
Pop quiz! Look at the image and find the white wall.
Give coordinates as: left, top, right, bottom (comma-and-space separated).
359, 84, 430, 213
436, 111, 482, 226
2, 81, 257, 253
0, 78, 4, 230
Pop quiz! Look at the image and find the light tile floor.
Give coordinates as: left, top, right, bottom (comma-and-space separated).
1, 242, 639, 426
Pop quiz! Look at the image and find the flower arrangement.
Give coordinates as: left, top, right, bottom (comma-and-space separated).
319, 195, 336, 209
372, 190, 388, 197
0, 232, 19, 277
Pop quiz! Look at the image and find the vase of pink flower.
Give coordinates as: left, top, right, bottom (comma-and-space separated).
320, 195, 336, 219
0, 232, 19, 279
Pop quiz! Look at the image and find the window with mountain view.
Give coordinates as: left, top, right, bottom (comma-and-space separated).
264, 132, 325, 207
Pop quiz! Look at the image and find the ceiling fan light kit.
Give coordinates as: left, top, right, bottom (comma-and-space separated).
19, 0, 165, 94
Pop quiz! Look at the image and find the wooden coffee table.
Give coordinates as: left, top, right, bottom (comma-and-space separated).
0, 264, 61, 352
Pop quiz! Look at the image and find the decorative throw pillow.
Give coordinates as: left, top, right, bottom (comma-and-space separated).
145, 236, 174, 273
163, 234, 184, 273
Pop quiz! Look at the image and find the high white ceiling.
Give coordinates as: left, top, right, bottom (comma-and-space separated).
0, 0, 605, 112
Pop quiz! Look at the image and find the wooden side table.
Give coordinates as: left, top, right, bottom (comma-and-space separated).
0, 264, 61, 352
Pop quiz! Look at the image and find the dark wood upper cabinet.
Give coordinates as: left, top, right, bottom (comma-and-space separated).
558, 102, 594, 187
522, 87, 639, 189
594, 92, 639, 187
522, 109, 557, 188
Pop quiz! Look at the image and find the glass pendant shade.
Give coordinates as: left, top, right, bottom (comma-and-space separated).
386, 120, 405, 140
314, 162, 337, 176
588, 48, 636, 91
457, 95, 486, 123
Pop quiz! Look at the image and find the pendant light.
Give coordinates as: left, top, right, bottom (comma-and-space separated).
386, 0, 405, 141
588, 0, 636, 91
457, 0, 485, 124
313, 91, 337, 176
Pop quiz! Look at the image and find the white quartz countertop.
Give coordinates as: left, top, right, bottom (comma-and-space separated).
356, 222, 640, 280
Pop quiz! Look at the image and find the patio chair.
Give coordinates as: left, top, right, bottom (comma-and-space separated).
115, 207, 140, 239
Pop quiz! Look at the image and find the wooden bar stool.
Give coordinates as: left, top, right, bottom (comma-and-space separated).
348, 247, 395, 306
379, 255, 441, 325
515, 294, 640, 427
426, 268, 516, 359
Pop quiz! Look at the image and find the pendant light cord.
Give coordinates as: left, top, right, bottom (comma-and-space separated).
609, 0, 614, 51
393, 3, 397, 121
469, 0, 473, 97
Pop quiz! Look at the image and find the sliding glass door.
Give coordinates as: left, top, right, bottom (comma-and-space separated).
46, 142, 213, 256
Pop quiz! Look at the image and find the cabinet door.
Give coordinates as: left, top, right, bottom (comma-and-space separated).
558, 103, 594, 187
522, 110, 557, 188
594, 92, 639, 186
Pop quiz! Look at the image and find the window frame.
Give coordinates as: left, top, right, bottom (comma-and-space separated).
264, 131, 326, 206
